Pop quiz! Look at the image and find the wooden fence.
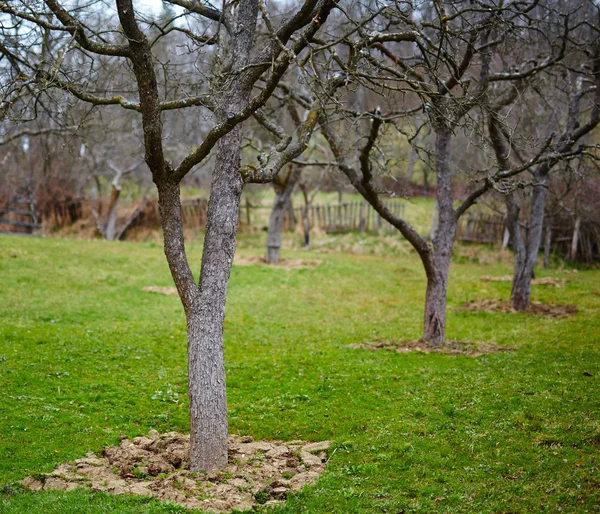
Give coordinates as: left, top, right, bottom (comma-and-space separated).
456, 212, 506, 245
4, 192, 598, 262
292, 200, 406, 234
0, 196, 42, 235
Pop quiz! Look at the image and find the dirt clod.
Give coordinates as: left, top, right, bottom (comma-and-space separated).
22, 432, 332, 512
348, 339, 514, 357
460, 299, 578, 318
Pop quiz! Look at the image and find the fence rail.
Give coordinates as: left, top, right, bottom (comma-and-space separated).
291, 200, 406, 234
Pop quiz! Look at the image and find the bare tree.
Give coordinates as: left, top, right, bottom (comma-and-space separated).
0, 0, 340, 471
489, 19, 600, 309
265, 163, 301, 263
306, 0, 592, 345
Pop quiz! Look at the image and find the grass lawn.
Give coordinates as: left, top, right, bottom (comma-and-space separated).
0, 233, 599, 513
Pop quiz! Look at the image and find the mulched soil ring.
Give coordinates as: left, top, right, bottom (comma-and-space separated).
22, 432, 332, 513
480, 276, 567, 287
347, 340, 515, 357
459, 299, 578, 318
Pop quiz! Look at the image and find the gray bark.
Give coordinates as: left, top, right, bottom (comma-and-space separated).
423, 128, 455, 346
265, 165, 301, 264
406, 148, 418, 182
570, 216, 581, 261
104, 186, 120, 241
428, 201, 439, 240
502, 227, 510, 250
189, 127, 244, 472
543, 216, 553, 269
507, 172, 549, 311
423, 246, 453, 346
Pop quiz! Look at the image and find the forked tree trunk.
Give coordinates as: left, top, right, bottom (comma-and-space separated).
158, 126, 244, 473
188, 128, 244, 472
265, 165, 301, 264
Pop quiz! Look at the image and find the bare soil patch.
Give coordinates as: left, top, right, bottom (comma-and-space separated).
480, 276, 567, 287
142, 286, 178, 296
233, 256, 323, 269
347, 339, 513, 357
460, 299, 578, 318
22, 432, 332, 512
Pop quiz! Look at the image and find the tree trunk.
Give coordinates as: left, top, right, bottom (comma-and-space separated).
509, 170, 548, 311
422, 127, 455, 346
265, 165, 301, 264
302, 201, 311, 250
423, 266, 449, 346
265, 196, 286, 264
406, 147, 418, 182
104, 185, 121, 241
286, 197, 295, 232
570, 216, 581, 261
156, 128, 244, 474
186, 128, 244, 472
543, 216, 553, 269
423, 223, 455, 345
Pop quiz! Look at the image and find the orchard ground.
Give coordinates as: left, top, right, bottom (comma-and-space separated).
0, 232, 598, 513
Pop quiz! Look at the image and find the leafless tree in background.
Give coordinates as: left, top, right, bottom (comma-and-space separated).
301, 0, 599, 345
488, 5, 600, 310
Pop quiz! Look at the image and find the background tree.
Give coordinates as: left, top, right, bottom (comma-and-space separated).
488, 9, 600, 310
308, 0, 593, 345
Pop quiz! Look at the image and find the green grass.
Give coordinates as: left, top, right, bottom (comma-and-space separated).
0, 234, 599, 513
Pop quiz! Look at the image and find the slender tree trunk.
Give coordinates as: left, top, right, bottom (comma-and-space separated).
510, 170, 548, 311
286, 197, 295, 232
570, 216, 581, 261
265, 194, 287, 264
406, 148, 418, 182
543, 216, 553, 269
506, 194, 528, 310
423, 241, 454, 346
301, 196, 311, 250
423, 127, 455, 346
104, 185, 121, 241
265, 165, 301, 264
